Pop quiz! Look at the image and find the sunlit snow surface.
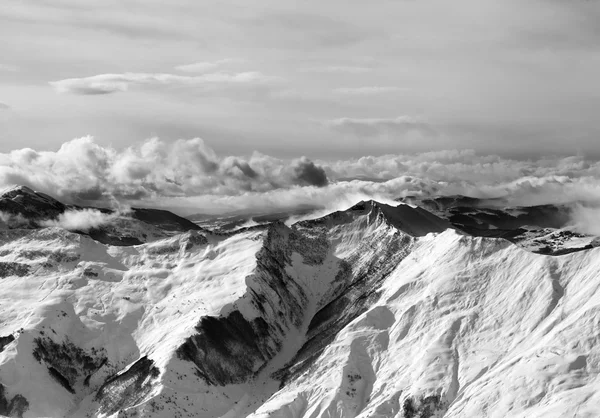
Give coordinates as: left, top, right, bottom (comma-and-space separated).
1, 201, 600, 417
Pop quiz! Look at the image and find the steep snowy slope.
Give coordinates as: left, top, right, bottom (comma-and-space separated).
0, 227, 258, 417
252, 231, 600, 417
1, 195, 600, 418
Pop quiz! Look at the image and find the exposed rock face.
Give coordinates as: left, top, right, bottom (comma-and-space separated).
32, 337, 107, 394
176, 224, 313, 385
95, 356, 160, 416
0, 335, 14, 353
0, 384, 29, 418
0, 262, 30, 278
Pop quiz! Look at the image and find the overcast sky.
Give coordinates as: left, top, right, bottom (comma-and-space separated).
1, 0, 600, 159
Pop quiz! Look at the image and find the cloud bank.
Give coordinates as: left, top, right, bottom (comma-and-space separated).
2, 137, 600, 217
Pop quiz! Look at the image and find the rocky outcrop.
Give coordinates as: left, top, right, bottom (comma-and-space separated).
0, 385, 28, 418
0, 262, 30, 278
0, 334, 14, 353
32, 336, 107, 394
176, 223, 313, 385
94, 356, 160, 416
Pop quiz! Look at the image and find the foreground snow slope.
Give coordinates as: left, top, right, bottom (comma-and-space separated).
252, 230, 600, 418
1, 199, 600, 417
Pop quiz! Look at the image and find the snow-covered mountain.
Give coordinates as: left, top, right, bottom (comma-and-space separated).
0, 186, 202, 246
398, 195, 599, 255
1, 187, 600, 417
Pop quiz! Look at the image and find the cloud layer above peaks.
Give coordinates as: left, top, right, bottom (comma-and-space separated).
2, 137, 600, 216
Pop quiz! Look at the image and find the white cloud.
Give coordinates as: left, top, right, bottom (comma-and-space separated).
0, 136, 330, 206
40, 209, 120, 231
175, 59, 243, 73
50, 72, 275, 95
570, 204, 600, 236
3, 137, 600, 216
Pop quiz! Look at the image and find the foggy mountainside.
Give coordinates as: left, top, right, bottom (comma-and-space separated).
2, 185, 600, 418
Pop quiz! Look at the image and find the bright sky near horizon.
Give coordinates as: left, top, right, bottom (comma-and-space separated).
2, 0, 600, 159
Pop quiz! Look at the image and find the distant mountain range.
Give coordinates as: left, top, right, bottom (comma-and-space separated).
0, 185, 201, 246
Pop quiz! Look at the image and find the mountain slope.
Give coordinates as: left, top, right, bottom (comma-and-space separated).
1, 192, 600, 417
252, 230, 600, 417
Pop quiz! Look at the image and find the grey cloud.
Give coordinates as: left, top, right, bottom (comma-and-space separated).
0, 102, 10, 110
229, 159, 258, 179
50, 72, 275, 95
292, 157, 329, 187
327, 116, 437, 137
70, 187, 106, 202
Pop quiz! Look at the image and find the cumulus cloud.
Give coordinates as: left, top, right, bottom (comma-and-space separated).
50, 71, 274, 95
326, 116, 436, 137
3, 136, 600, 217
40, 209, 120, 232
292, 157, 329, 187
0, 136, 329, 206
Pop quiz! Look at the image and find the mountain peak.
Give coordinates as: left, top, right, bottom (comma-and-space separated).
0, 184, 66, 219
299, 199, 452, 237
367, 200, 453, 236
1, 184, 36, 197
